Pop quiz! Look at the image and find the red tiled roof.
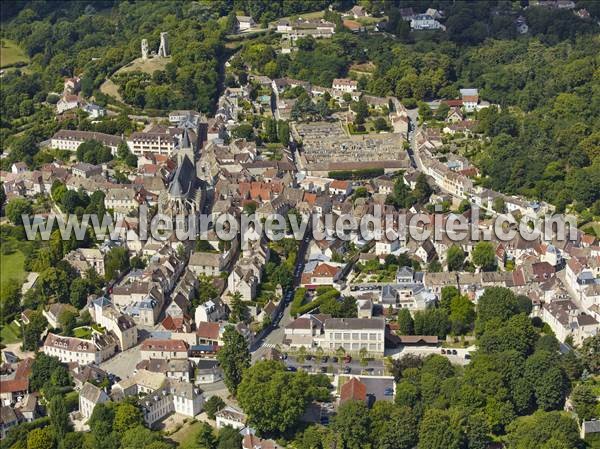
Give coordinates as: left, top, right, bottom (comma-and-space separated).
442, 99, 463, 107
196, 322, 221, 340
140, 339, 188, 352
340, 377, 366, 404
312, 263, 340, 277
0, 358, 33, 393
330, 180, 350, 190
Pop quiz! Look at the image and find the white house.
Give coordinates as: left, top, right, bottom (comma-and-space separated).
43, 333, 117, 365
332, 78, 358, 93
215, 405, 247, 430
410, 14, 444, 30
79, 382, 110, 420
459, 88, 479, 112
236, 16, 255, 31
138, 379, 204, 427
88, 296, 137, 351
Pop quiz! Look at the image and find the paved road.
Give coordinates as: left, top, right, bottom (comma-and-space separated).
251, 232, 311, 361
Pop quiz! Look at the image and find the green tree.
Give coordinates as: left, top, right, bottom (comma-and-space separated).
580, 335, 600, 374
448, 294, 475, 335
237, 360, 329, 434
397, 308, 414, 335
76, 140, 112, 164
525, 350, 568, 411
114, 402, 143, 434
58, 309, 77, 335
216, 325, 250, 395
196, 422, 216, 449
466, 412, 491, 449
203, 395, 226, 420
27, 427, 55, 449
571, 383, 598, 421
22, 311, 48, 351
217, 425, 242, 449
504, 411, 580, 449
277, 120, 290, 145
414, 308, 449, 338
49, 395, 71, 439
331, 400, 372, 449
30, 353, 71, 393
370, 402, 417, 449
104, 247, 130, 281
417, 409, 462, 449
69, 278, 90, 309
472, 242, 496, 271
0, 278, 22, 324
476, 287, 520, 331
447, 245, 466, 271
5, 197, 32, 226
228, 291, 249, 323
493, 197, 506, 213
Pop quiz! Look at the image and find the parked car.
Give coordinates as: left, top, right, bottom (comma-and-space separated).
320, 366, 327, 373
464, 353, 471, 360
344, 355, 352, 363
383, 387, 394, 396
343, 366, 351, 374
332, 357, 338, 363
441, 349, 446, 354
321, 356, 329, 363
452, 349, 458, 355
286, 366, 297, 372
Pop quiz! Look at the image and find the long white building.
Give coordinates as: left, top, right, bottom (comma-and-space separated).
43, 332, 117, 365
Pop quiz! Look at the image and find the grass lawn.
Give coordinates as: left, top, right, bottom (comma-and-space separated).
73, 327, 93, 339
0, 321, 22, 345
0, 249, 27, 286
170, 420, 209, 449
0, 39, 29, 68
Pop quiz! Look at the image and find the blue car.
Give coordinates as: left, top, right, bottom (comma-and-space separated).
384, 387, 394, 396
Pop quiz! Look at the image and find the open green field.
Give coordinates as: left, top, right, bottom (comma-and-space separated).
0, 39, 29, 68
268, 9, 325, 27
0, 249, 27, 286
169, 420, 207, 449
0, 321, 22, 345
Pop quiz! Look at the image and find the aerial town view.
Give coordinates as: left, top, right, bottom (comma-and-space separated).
0, 1, 599, 448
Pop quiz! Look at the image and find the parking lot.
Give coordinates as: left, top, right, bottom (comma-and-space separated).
283, 354, 387, 376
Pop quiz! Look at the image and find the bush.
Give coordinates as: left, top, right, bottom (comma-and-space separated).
291, 288, 307, 316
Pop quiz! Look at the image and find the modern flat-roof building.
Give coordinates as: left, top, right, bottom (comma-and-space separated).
314, 317, 386, 355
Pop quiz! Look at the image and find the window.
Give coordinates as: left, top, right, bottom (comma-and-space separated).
343, 333, 350, 340
352, 333, 359, 340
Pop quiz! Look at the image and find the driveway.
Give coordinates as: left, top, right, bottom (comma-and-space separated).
388, 345, 474, 366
